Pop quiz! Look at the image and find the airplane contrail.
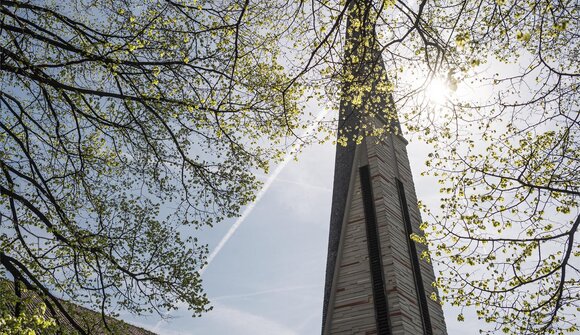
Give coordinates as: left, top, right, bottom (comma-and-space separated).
210, 284, 322, 301
200, 109, 329, 275
152, 110, 329, 333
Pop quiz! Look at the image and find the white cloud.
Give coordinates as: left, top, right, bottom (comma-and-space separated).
154, 303, 298, 335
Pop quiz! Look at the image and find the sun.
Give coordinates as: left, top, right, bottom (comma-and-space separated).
425, 77, 451, 105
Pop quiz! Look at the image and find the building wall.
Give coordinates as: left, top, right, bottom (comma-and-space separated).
324, 134, 447, 335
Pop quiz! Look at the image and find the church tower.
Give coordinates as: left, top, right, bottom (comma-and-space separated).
321, 2, 447, 334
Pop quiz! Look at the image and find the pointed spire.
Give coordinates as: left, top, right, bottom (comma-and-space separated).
338, 0, 401, 142
322, 2, 447, 335
322, 2, 400, 333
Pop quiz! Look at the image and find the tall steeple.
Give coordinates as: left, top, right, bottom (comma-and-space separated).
321, 2, 447, 334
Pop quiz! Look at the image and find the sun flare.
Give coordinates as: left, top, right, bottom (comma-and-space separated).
425, 77, 451, 105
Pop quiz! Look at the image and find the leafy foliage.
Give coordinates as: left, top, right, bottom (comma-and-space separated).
0, 304, 57, 335
0, 307, 57, 335
414, 1, 579, 333
1, 0, 577, 334
0, 0, 303, 333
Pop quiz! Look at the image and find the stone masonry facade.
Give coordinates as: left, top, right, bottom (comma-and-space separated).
322, 131, 447, 335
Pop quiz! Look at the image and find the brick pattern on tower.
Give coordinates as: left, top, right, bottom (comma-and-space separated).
323, 131, 447, 335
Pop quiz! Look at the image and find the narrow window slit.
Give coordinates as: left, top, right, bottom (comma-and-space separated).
396, 178, 433, 335
359, 165, 391, 335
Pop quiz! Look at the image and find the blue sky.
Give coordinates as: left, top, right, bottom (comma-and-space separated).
124, 134, 487, 334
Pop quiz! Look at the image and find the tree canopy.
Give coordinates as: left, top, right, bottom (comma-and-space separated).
418, 1, 578, 334
0, 0, 304, 332
1, 0, 578, 334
